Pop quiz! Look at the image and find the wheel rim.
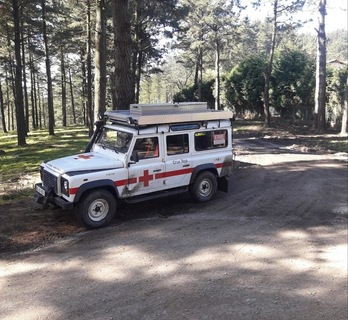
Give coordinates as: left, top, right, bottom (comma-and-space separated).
87, 198, 109, 222
198, 179, 212, 198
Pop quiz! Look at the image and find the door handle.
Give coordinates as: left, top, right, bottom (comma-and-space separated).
182, 164, 190, 167
153, 169, 162, 172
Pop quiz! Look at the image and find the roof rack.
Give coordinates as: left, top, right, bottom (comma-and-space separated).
104, 102, 233, 126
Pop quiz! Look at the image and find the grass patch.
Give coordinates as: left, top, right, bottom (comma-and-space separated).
0, 126, 89, 183
311, 136, 348, 153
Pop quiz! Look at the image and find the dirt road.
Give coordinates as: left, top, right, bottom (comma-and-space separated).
0, 137, 347, 320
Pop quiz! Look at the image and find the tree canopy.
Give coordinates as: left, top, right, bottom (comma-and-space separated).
0, 0, 347, 144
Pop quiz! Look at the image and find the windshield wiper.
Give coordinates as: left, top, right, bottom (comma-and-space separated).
105, 144, 119, 153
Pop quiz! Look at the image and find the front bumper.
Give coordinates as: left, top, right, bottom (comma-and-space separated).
34, 183, 74, 210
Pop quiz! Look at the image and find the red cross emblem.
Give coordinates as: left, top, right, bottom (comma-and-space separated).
139, 170, 153, 187
76, 154, 93, 159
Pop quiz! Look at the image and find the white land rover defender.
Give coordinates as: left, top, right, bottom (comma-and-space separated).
34, 102, 234, 229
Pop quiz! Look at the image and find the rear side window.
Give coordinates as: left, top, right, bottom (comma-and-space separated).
194, 130, 228, 151
166, 134, 189, 155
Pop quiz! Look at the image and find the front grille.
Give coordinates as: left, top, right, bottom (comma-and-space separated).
42, 170, 58, 194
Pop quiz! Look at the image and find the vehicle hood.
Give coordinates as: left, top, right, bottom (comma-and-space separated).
45, 152, 124, 174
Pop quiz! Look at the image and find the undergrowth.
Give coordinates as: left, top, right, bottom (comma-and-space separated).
0, 126, 88, 204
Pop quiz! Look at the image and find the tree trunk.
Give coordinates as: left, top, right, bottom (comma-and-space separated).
61, 48, 67, 127
33, 70, 38, 129
133, 0, 141, 104
30, 53, 36, 129
42, 0, 55, 136
86, 0, 94, 136
340, 73, 348, 135
68, 68, 76, 124
20, 8, 29, 134
198, 45, 203, 102
110, 72, 117, 107
80, 49, 87, 126
5, 22, 15, 131
263, 0, 278, 127
12, 0, 26, 146
94, 0, 107, 119
315, 0, 327, 132
135, 50, 143, 103
214, 39, 220, 110
37, 76, 42, 128
5, 68, 12, 131
0, 82, 7, 133
111, 0, 134, 109
10, 59, 17, 131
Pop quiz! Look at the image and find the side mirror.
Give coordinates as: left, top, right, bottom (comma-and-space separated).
129, 150, 139, 165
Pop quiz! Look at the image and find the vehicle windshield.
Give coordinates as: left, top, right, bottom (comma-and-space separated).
96, 128, 133, 154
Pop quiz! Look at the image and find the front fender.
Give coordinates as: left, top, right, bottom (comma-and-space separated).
74, 179, 119, 203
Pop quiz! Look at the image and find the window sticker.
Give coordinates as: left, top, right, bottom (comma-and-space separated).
213, 133, 226, 145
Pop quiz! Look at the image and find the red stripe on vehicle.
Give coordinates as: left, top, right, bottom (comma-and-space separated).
115, 177, 137, 187
155, 168, 193, 179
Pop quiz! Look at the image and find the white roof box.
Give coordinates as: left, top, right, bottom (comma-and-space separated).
105, 102, 233, 126
130, 102, 208, 115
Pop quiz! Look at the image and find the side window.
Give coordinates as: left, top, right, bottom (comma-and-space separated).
166, 134, 189, 155
133, 137, 159, 159
194, 130, 228, 151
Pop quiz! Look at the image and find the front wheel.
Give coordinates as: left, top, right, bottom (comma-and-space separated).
190, 171, 218, 202
76, 189, 116, 229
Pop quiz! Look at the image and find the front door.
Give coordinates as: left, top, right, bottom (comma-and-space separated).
127, 136, 165, 196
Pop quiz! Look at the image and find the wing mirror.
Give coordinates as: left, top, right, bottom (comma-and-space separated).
129, 150, 139, 165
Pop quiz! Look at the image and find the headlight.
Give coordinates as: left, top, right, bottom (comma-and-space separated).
61, 178, 69, 196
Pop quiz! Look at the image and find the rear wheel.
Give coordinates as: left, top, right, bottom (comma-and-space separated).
76, 189, 116, 229
190, 171, 218, 202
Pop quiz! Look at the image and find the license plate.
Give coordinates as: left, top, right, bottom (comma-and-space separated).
36, 184, 45, 197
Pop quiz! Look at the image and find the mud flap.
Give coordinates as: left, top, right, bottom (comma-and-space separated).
218, 176, 229, 193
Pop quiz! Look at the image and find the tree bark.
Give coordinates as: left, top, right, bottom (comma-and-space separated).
315, 0, 327, 132
94, 0, 107, 119
20, 6, 29, 134
5, 68, 12, 131
29, 53, 37, 129
132, 0, 141, 104
68, 68, 76, 124
86, 0, 94, 136
37, 75, 42, 128
111, 0, 134, 109
0, 82, 7, 133
33, 69, 38, 129
12, 0, 26, 145
263, 0, 278, 127
340, 73, 348, 135
42, 0, 55, 136
197, 38, 203, 102
215, 39, 220, 110
80, 49, 87, 126
61, 48, 67, 127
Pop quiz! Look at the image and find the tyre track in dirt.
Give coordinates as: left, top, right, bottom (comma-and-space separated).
0, 136, 347, 320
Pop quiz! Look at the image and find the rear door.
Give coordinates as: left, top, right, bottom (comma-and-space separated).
163, 133, 192, 189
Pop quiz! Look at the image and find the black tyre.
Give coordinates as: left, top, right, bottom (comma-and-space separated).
190, 171, 218, 202
76, 189, 116, 229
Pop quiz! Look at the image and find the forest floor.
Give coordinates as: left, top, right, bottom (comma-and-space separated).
0, 118, 347, 257
0, 118, 347, 320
